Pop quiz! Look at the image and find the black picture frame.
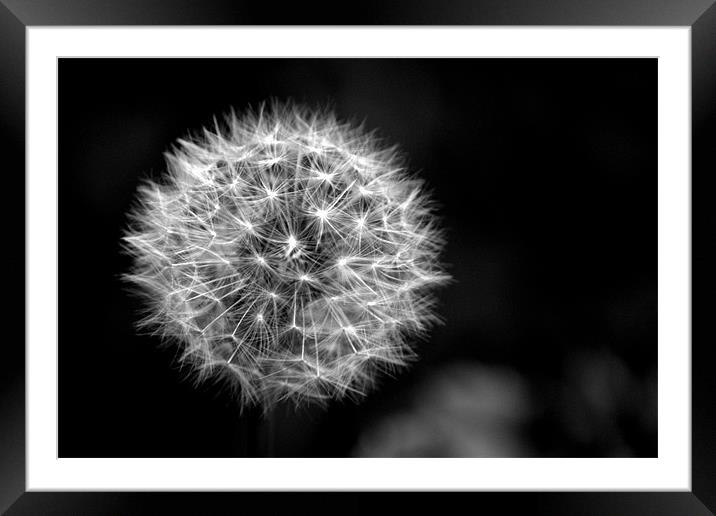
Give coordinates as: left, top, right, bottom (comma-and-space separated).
4, 1, 714, 514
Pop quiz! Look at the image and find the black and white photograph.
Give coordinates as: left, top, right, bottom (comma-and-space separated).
58, 57, 657, 459
5, 1, 714, 511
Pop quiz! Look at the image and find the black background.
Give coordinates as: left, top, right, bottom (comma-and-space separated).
59, 58, 656, 458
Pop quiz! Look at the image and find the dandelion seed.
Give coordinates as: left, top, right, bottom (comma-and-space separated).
122, 100, 449, 409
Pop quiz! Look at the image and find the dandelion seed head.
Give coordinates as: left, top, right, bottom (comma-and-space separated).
122, 100, 450, 409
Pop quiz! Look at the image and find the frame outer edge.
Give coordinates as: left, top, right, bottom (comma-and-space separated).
0, 0, 26, 514
7, 0, 715, 513
0, 0, 714, 25
692, 1, 716, 514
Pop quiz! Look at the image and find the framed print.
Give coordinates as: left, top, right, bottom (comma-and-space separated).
4, 0, 714, 514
